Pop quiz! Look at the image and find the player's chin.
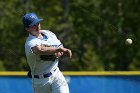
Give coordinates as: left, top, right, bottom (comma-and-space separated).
36, 30, 41, 34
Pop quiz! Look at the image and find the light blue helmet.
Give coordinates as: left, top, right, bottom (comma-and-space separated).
22, 13, 43, 27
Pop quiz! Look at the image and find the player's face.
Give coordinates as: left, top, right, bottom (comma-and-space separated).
30, 23, 41, 33
25, 23, 41, 35
35, 23, 40, 28
33, 23, 41, 31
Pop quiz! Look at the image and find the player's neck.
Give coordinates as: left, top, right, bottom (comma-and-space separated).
29, 30, 43, 38
37, 33, 43, 38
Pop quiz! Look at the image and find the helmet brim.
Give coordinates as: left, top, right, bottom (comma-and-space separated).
29, 19, 43, 27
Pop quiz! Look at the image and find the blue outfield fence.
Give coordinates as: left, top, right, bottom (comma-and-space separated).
0, 71, 140, 93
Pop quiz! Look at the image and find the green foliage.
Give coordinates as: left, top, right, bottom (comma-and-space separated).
0, 60, 6, 71
0, 0, 140, 71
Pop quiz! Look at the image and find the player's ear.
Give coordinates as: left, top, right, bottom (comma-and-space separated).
24, 27, 28, 32
24, 27, 31, 32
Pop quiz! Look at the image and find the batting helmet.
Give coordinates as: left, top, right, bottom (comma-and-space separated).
22, 13, 43, 27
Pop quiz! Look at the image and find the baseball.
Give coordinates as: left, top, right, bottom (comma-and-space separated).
125, 38, 132, 45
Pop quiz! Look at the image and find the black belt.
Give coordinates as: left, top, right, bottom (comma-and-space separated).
33, 68, 57, 79
34, 72, 52, 78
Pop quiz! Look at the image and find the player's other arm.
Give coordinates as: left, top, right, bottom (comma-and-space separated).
32, 46, 72, 59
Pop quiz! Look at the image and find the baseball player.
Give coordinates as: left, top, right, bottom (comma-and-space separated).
22, 12, 72, 93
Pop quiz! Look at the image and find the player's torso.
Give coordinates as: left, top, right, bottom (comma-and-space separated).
25, 30, 61, 74
41, 31, 60, 47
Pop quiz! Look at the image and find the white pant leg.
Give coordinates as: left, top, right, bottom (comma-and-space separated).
51, 71, 69, 93
33, 77, 51, 93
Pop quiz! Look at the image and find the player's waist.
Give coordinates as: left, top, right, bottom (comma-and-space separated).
28, 67, 59, 79
30, 61, 58, 74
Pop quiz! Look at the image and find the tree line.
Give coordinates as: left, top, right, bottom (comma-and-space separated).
0, 0, 140, 71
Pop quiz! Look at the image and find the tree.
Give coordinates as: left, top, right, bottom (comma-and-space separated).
0, 0, 140, 71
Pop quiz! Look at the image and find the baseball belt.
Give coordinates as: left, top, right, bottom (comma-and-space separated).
27, 68, 57, 79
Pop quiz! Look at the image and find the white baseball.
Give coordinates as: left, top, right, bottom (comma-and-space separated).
125, 38, 132, 45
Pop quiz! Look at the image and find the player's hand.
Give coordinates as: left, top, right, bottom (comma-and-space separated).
65, 49, 72, 59
57, 47, 72, 59
62, 48, 72, 59
55, 52, 63, 58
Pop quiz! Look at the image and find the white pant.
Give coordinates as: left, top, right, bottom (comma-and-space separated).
32, 68, 69, 93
